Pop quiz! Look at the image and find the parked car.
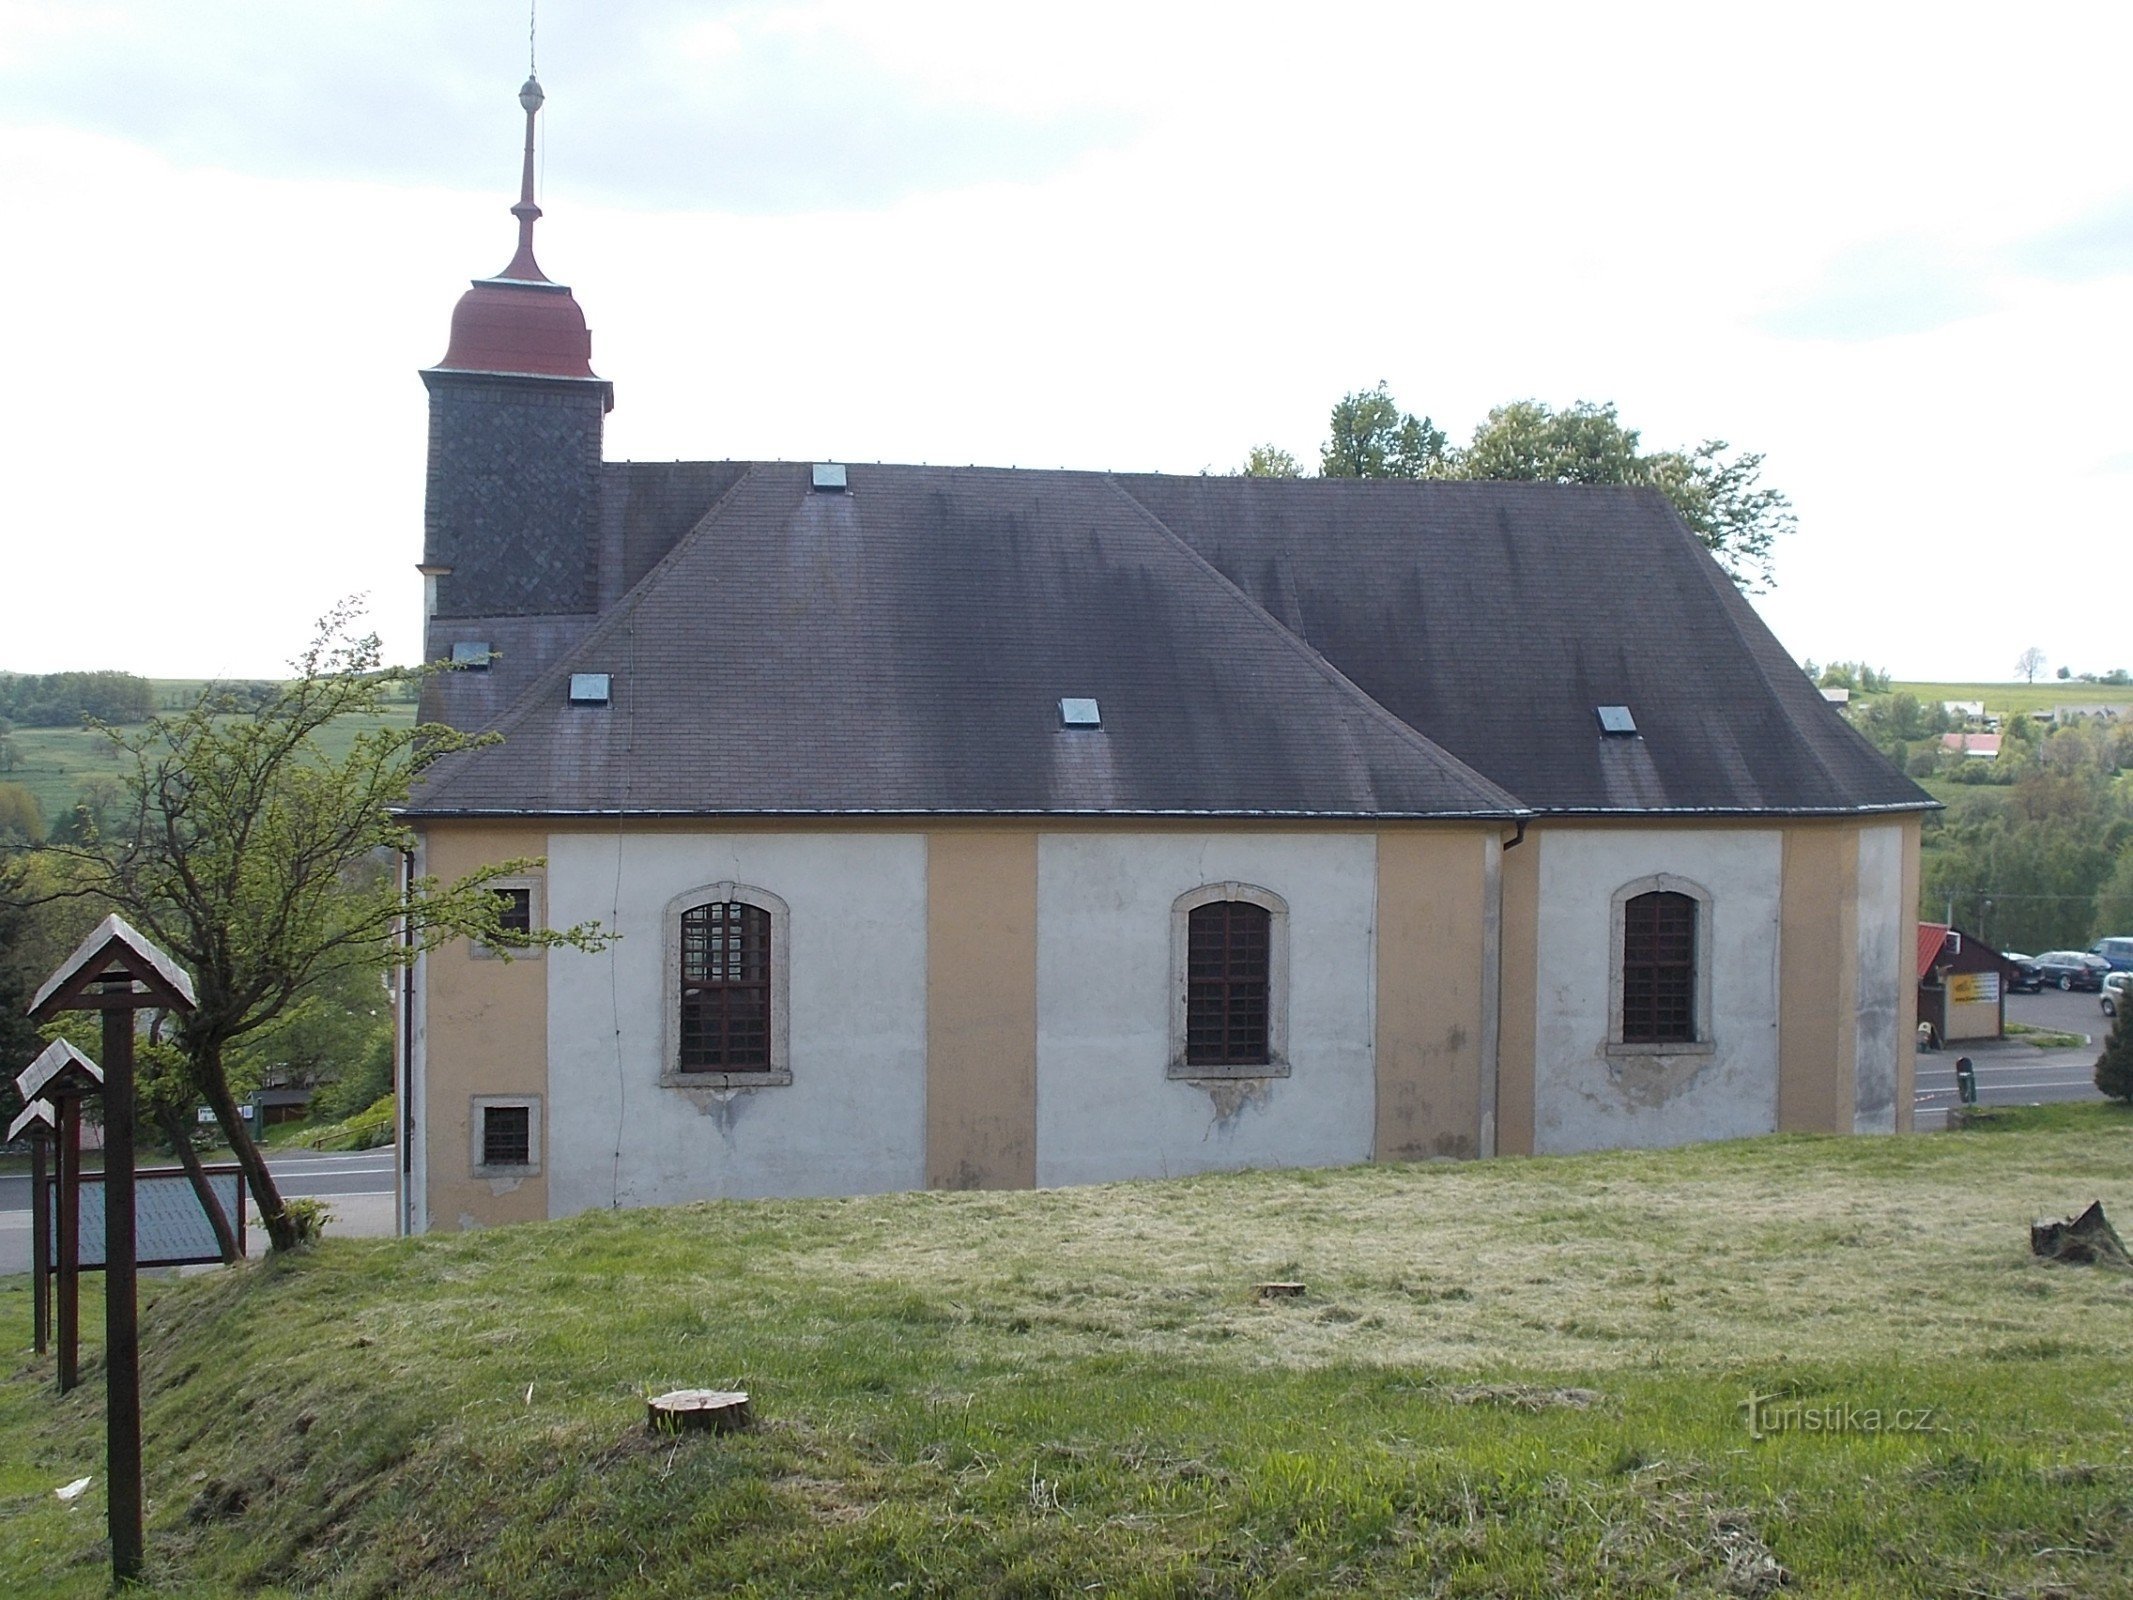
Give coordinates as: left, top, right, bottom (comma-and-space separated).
2032, 950, 2110, 991
2103, 971, 2132, 1020
2003, 953, 2044, 994
2089, 936, 2133, 973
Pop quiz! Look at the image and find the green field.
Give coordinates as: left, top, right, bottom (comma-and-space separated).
3, 1107, 2131, 1598
1, 682, 416, 829
1886, 680, 2131, 717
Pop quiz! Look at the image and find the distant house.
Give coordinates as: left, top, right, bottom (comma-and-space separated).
1940, 732, 2001, 760
1820, 687, 1851, 705
1916, 926, 2019, 1046
1942, 701, 1985, 721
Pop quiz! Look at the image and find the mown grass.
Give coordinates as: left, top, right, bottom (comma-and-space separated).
3, 1107, 2132, 1597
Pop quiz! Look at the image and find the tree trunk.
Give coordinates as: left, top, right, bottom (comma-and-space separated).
193, 1042, 298, 1253
155, 1102, 240, 1263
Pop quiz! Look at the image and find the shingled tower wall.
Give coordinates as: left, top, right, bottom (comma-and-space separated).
419, 74, 611, 625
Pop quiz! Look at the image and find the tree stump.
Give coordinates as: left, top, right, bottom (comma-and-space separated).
1257, 1282, 1306, 1299
2030, 1201, 2131, 1268
647, 1389, 753, 1435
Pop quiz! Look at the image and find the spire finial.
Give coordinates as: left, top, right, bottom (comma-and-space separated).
498, 70, 549, 283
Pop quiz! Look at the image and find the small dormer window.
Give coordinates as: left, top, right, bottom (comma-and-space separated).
1060, 697, 1101, 729
451, 642, 493, 669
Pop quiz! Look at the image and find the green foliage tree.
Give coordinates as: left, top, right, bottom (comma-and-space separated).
2094, 848, 2133, 939
2096, 1006, 2133, 1103
12, 605, 606, 1251
1240, 443, 1303, 478
1449, 400, 1792, 590
1277, 391, 1795, 588
1920, 721, 2133, 950
0, 669, 155, 726
0, 781, 43, 844
1320, 383, 1448, 479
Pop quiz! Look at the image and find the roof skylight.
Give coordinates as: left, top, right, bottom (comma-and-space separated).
1596, 705, 1637, 735
1059, 697, 1102, 728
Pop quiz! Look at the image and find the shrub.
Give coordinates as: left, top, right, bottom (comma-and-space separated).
2098, 1009, 2133, 1104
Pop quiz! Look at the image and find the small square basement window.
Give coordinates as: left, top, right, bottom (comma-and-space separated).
450, 641, 492, 669
1059, 697, 1102, 729
470, 1096, 540, 1177
1596, 705, 1638, 735
568, 673, 612, 705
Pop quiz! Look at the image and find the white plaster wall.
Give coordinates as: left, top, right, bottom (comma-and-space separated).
1532, 829, 1782, 1155
544, 831, 927, 1213
1034, 833, 1377, 1187
1852, 824, 1903, 1133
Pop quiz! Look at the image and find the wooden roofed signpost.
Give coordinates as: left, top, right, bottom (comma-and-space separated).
29, 915, 196, 1588
7, 1097, 59, 1357
15, 1039, 104, 1391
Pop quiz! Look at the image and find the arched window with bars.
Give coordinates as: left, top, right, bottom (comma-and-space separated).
665, 884, 791, 1085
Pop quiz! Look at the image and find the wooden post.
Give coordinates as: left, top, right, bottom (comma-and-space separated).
56, 1096, 80, 1395
29, 1128, 49, 1355
101, 996, 144, 1583
26, 917, 197, 1591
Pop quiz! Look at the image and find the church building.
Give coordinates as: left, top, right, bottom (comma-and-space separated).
397, 80, 1932, 1234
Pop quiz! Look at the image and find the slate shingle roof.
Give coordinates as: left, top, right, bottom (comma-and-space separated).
1114, 475, 1931, 815
409, 464, 1526, 819
407, 463, 1931, 821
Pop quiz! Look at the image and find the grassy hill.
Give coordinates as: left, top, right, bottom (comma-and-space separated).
2, 681, 416, 827
4, 1107, 2131, 1598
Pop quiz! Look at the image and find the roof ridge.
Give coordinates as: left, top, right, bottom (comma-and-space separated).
1102, 475, 1528, 818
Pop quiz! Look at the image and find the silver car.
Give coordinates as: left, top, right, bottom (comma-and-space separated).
2104, 971, 2132, 1020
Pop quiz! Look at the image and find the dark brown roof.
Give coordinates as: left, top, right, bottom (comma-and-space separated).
407, 464, 1931, 821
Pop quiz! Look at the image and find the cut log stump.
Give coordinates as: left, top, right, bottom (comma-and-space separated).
2030, 1201, 2131, 1268
1257, 1282, 1306, 1300
647, 1389, 753, 1435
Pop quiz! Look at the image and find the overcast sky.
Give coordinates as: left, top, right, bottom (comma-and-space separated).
2, 1, 2126, 683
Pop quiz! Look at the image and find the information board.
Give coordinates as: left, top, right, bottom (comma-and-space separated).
44, 1167, 246, 1269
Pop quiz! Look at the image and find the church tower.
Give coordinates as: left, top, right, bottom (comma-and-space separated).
420, 76, 612, 632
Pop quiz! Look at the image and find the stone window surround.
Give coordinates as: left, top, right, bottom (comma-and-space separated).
1167, 881, 1291, 1080
471, 873, 544, 962
470, 1095, 542, 1177
660, 881, 793, 1089
1606, 872, 1716, 1058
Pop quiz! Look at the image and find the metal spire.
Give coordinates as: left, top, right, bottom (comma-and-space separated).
498, 71, 550, 283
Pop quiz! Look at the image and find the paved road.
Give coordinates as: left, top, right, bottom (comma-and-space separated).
0, 1146, 398, 1277
1914, 984, 2108, 1114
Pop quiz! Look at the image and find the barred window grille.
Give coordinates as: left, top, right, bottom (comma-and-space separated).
1621, 890, 1696, 1042
1185, 901, 1272, 1066
481, 1104, 531, 1167
494, 887, 532, 937
679, 902, 772, 1069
